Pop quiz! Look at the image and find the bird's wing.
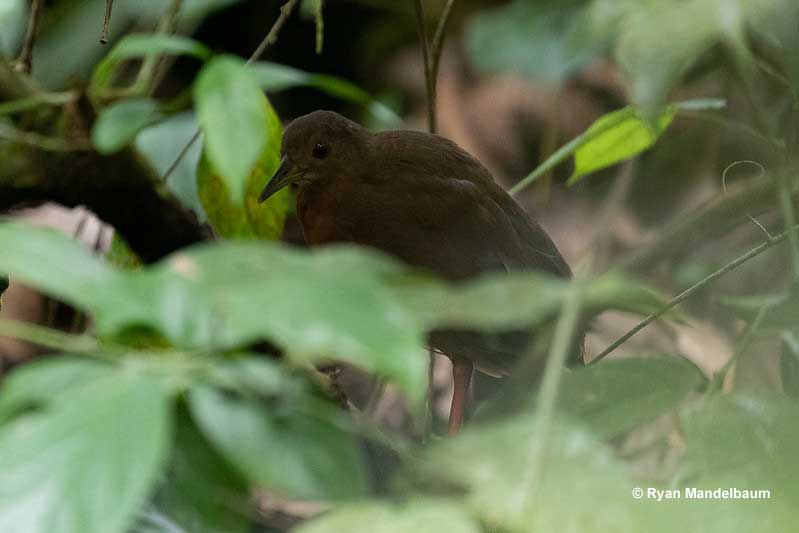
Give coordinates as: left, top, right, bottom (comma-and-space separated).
337, 136, 570, 280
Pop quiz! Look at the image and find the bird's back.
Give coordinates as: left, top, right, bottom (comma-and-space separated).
298, 128, 573, 375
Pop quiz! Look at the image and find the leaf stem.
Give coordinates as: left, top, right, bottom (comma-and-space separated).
591, 228, 790, 364
16, 0, 43, 74
161, 0, 300, 182
413, 0, 456, 134
0, 318, 99, 353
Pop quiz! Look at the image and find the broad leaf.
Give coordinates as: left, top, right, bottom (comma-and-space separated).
0, 356, 112, 423
136, 413, 250, 533
92, 99, 162, 154
466, 0, 595, 83
194, 55, 269, 203
0, 371, 171, 533
197, 94, 290, 239
189, 385, 368, 501
406, 416, 662, 532
672, 395, 799, 532
296, 500, 480, 533
557, 356, 703, 438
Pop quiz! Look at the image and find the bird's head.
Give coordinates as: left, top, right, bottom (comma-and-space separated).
258, 110, 369, 203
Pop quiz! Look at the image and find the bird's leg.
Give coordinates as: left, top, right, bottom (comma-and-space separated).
448, 360, 473, 436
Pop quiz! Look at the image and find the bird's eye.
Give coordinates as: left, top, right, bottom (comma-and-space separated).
312, 143, 330, 159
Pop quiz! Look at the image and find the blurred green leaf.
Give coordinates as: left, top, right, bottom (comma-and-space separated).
780, 332, 799, 396
0, 223, 427, 399
189, 385, 368, 501
136, 112, 206, 220
136, 413, 250, 533
197, 92, 290, 239
557, 356, 703, 438
673, 395, 799, 531
195, 55, 269, 203
0, 371, 171, 533
92, 99, 162, 154
591, 0, 775, 113
250, 62, 402, 128
0, 0, 25, 55
0, 356, 112, 423
92, 33, 210, 92
406, 416, 656, 532
296, 500, 480, 533
466, 0, 595, 83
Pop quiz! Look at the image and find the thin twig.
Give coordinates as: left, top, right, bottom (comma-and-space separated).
16, 0, 44, 74
412, 0, 435, 133
132, 0, 184, 96
430, 0, 456, 84
591, 229, 789, 364
0, 123, 90, 151
161, 0, 299, 183
100, 0, 114, 44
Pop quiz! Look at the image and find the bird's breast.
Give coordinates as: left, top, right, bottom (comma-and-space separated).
296, 179, 355, 245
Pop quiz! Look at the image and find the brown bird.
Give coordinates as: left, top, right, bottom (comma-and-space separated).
259, 110, 572, 435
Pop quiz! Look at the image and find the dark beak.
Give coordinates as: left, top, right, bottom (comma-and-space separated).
258, 156, 294, 203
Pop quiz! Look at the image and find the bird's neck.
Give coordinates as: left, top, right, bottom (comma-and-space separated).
296, 177, 353, 245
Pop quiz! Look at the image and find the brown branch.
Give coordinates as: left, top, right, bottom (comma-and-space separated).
162, 0, 300, 182
100, 0, 115, 44
16, 0, 44, 74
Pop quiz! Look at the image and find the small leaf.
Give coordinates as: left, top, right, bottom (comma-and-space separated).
189, 385, 368, 501
92, 34, 210, 91
0, 371, 172, 533
0, 356, 112, 423
568, 106, 675, 184
195, 55, 269, 203
92, 99, 162, 154
250, 62, 401, 127
296, 500, 481, 533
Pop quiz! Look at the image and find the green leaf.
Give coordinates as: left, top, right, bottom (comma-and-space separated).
568, 106, 675, 184
591, 0, 763, 113
557, 357, 703, 438
466, 0, 595, 83
0, 221, 123, 315
197, 93, 290, 239
0, 371, 172, 533
189, 385, 368, 501
296, 500, 481, 533
136, 112, 206, 220
137, 412, 250, 533
0, 356, 112, 423
512, 99, 724, 193
0, 0, 25, 56
780, 332, 799, 396
195, 55, 269, 203
672, 395, 799, 532
92, 34, 210, 92
92, 99, 162, 154
249, 62, 401, 128
406, 416, 656, 532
